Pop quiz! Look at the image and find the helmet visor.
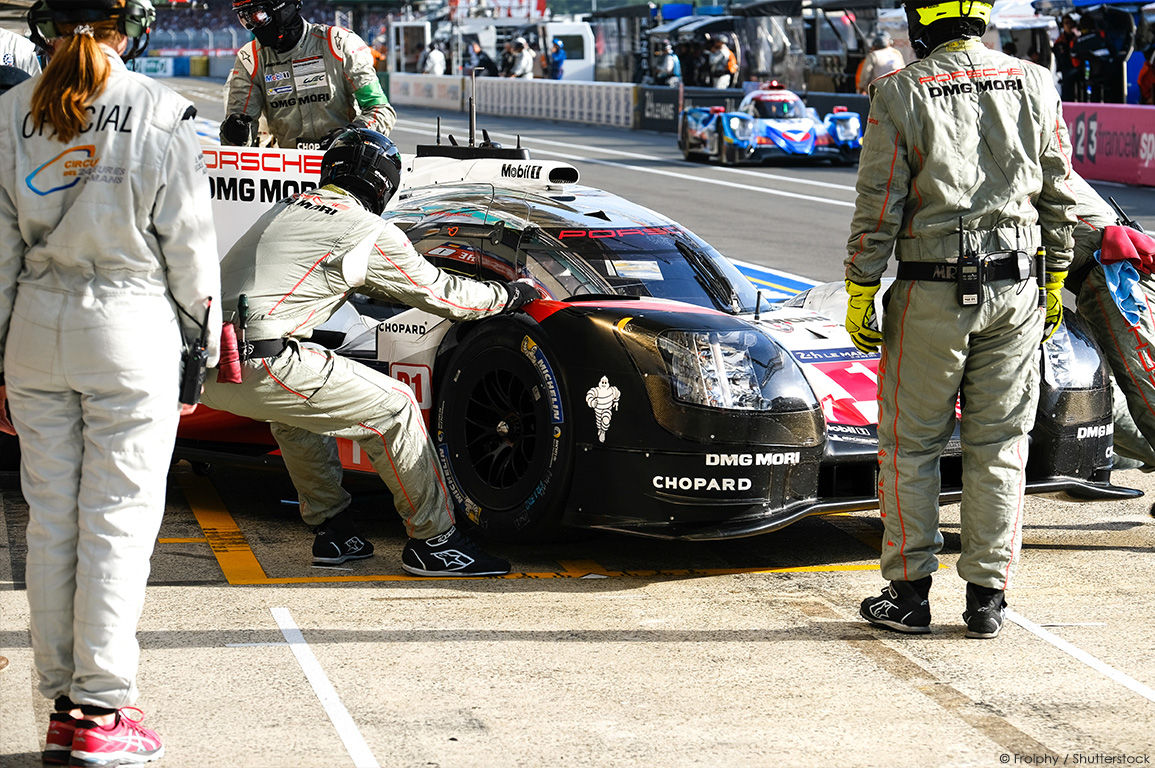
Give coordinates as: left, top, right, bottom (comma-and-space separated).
235, 3, 274, 29
912, 0, 992, 26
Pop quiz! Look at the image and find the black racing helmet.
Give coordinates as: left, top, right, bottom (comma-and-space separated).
903, 0, 992, 58
319, 129, 402, 216
232, 0, 302, 52
0, 66, 32, 95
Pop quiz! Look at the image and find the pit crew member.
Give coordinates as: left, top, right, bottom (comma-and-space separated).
201, 129, 539, 576
846, 0, 1076, 639
220, 0, 396, 149
0, 26, 42, 74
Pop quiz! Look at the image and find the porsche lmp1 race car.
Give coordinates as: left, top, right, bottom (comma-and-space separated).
679, 85, 863, 166
174, 132, 1137, 544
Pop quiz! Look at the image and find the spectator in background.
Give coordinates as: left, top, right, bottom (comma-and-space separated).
1073, 14, 1117, 102
707, 34, 736, 88
546, 38, 565, 79
1138, 44, 1154, 105
468, 40, 498, 76
422, 41, 445, 75
510, 36, 534, 78
652, 38, 681, 86
857, 31, 905, 94
1053, 13, 1081, 101
499, 40, 515, 77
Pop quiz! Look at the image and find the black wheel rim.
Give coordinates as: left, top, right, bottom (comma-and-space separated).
462, 366, 540, 492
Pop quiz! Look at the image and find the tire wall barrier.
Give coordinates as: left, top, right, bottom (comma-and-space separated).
382, 73, 1155, 187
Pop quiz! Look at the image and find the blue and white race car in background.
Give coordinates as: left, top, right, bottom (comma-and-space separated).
678, 85, 863, 166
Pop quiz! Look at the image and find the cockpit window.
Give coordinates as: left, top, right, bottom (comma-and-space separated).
749, 97, 805, 119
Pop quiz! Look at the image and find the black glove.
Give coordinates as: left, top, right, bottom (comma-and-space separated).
502, 280, 540, 314
220, 113, 257, 146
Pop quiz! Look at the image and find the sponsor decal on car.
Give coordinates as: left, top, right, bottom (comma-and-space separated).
521, 336, 564, 424
652, 476, 754, 491
705, 452, 801, 466
585, 375, 621, 442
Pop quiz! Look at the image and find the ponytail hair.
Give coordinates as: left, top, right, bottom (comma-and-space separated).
30, 19, 124, 143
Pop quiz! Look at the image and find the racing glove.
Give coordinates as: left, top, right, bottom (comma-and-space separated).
1043, 271, 1067, 344
844, 279, 883, 354
220, 113, 258, 147
502, 279, 541, 314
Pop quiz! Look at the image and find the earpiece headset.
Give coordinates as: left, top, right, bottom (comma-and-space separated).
27, 0, 156, 61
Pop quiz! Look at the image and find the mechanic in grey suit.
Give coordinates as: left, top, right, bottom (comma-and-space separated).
202, 129, 538, 576
1064, 172, 1155, 470
844, 0, 1076, 639
0, 0, 219, 760
220, 0, 395, 149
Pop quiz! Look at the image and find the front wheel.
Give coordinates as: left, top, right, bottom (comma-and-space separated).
434, 319, 574, 543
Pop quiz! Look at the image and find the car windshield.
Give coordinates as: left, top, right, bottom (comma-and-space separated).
750, 97, 804, 119
523, 225, 761, 314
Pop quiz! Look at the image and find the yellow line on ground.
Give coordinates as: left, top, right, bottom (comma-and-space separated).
158, 537, 207, 544
178, 474, 881, 584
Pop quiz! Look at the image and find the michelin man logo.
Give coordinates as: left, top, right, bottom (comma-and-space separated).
585, 375, 621, 442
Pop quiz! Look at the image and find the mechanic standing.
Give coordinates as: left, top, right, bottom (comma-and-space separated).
201, 129, 538, 576
856, 32, 904, 94
0, 0, 221, 762
846, 0, 1076, 639
0, 26, 42, 74
220, 0, 396, 149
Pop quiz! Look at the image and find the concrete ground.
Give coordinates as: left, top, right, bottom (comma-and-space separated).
2, 460, 1154, 768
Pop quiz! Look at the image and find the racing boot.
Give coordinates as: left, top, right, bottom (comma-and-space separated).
963, 583, 1007, 639
859, 576, 932, 634
312, 507, 374, 565
401, 526, 510, 577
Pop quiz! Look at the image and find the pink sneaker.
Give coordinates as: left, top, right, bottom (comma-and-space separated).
69, 707, 164, 767
42, 712, 76, 764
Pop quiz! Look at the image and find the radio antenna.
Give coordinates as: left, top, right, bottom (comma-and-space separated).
436, 116, 442, 146
468, 68, 477, 147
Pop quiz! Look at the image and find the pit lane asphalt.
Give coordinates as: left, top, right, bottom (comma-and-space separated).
2, 79, 1154, 767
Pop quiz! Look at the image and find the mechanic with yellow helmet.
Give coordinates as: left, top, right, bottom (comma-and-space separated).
220, 0, 396, 149
845, 0, 1077, 639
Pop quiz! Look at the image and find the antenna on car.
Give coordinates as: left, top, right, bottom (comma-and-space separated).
436, 117, 442, 146
468, 67, 478, 147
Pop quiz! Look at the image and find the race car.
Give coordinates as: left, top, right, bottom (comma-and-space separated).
678, 85, 863, 166
170, 133, 1138, 544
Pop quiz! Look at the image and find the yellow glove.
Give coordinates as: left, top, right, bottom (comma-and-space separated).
845, 279, 883, 354
1043, 271, 1067, 344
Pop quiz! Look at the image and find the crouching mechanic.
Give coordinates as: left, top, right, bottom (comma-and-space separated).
220, 0, 395, 149
1065, 172, 1155, 470
202, 129, 538, 576
845, 0, 1076, 638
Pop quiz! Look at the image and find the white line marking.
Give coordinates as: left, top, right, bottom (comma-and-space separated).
226, 642, 287, 647
1007, 609, 1155, 703
390, 119, 857, 208
272, 607, 380, 767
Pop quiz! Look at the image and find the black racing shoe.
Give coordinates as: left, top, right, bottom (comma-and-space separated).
312, 518, 374, 565
963, 583, 1007, 639
401, 526, 510, 577
859, 578, 932, 634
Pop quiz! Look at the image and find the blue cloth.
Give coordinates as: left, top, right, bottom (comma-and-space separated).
1096, 249, 1149, 327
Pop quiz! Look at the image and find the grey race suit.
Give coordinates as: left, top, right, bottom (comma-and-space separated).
0, 54, 221, 708
1066, 173, 1155, 467
225, 20, 396, 148
201, 187, 509, 538
0, 27, 41, 74
846, 38, 1076, 589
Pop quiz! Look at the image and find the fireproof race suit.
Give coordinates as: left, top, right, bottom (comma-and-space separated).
225, 20, 396, 148
0, 27, 41, 74
846, 37, 1076, 590
201, 186, 510, 538
0, 53, 220, 709
1066, 172, 1155, 467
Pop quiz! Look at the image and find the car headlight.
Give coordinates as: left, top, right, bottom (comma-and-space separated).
833, 118, 860, 142
729, 116, 753, 142
657, 329, 799, 411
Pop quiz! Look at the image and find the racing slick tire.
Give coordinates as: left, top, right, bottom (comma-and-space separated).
720, 141, 739, 167
434, 318, 575, 543
679, 125, 695, 161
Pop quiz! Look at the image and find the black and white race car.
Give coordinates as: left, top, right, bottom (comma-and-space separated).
176, 136, 1137, 543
